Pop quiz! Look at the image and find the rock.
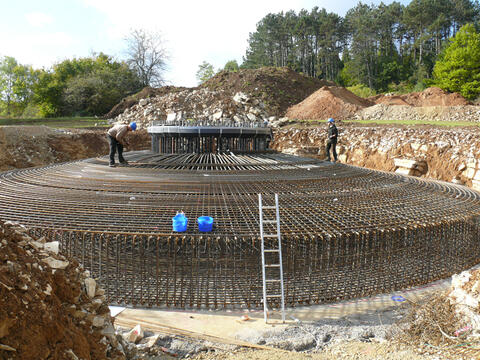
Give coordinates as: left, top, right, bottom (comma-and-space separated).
212, 111, 223, 120
44, 284, 52, 296
44, 241, 59, 254
140, 334, 159, 349
41, 257, 69, 270
395, 168, 417, 176
138, 99, 148, 107
0, 344, 16, 352
92, 316, 104, 328
65, 349, 79, 360
84, 278, 96, 299
393, 158, 425, 170
233, 92, 249, 104
124, 324, 144, 343
29, 240, 45, 250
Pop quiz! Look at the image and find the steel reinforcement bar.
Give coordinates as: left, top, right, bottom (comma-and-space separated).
28, 217, 480, 309
0, 152, 480, 309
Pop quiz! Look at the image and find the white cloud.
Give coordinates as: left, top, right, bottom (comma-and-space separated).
25, 12, 54, 28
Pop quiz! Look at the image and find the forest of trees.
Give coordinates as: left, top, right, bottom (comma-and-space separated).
2, 1, 480, 118
242, 0, 480, 93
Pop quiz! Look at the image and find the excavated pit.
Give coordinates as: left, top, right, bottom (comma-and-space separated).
1, 150, 480, 310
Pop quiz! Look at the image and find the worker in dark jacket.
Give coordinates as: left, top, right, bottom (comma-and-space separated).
325, 118, 338, 163
107, 122, 136, 167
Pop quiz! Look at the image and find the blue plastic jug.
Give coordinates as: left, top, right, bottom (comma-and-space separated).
197, 216, 214, 232
172, 213, 188, 232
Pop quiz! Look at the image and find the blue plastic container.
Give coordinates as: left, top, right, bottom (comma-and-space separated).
172, 213, 188, 232
197, 216, 214, 232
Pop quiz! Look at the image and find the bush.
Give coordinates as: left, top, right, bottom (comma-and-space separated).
347, 84, 376, 98
387, 82, 414, 94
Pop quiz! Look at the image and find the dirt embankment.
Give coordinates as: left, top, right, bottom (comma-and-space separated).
0, 220, 123, 359
0, 126, 150, 172
271, 123, 480, 188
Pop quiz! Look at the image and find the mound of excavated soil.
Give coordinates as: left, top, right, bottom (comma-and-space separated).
370, 87, 470, 107
285, 86, 373, 120
200, 67, 335, 117
0, 221, 123, 359
106, 67, 333, 122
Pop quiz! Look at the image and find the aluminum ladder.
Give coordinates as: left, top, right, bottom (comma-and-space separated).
258, 193, 285, 323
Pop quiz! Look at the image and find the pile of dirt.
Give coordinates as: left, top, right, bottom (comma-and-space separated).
106, 67, 335, 128
369, 87, 470, 107
285, 86, 374, 120
104, 86, 188, 119
0, 220, 123, 359
201, 67, 335, 117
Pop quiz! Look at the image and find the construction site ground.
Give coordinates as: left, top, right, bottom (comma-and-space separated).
112, 276, 455, 360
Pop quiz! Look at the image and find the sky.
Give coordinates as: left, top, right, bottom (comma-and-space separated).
1, 0, 410, 87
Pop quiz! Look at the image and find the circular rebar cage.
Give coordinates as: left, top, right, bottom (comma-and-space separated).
1, 151, 480, 309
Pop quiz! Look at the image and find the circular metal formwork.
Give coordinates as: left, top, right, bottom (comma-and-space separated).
1, 150, 480, 309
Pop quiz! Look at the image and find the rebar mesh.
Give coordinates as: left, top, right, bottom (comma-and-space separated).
1, 152, 480, 309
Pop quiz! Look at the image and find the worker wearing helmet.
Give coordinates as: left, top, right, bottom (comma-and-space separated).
106, 122, 137, 167
325, 118, 338, 163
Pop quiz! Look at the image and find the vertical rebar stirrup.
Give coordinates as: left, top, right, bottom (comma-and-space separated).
258, 193, 286, 323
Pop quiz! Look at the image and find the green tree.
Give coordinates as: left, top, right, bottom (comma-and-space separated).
0, 56, 38, 116
63, 62, 142, 115
432, 23, 480, 99
33, 53, 142, 117
224, 60, 239, 72
196, 61, 215, 84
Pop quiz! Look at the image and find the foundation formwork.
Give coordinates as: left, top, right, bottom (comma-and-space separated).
1, 152, 480, 309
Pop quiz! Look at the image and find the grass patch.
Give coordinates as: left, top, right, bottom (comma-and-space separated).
0, 117, 110, 129
344, 119, 480, 127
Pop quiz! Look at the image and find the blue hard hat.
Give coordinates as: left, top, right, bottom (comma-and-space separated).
129, 122, 137, 131
327, 118, 335, 123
